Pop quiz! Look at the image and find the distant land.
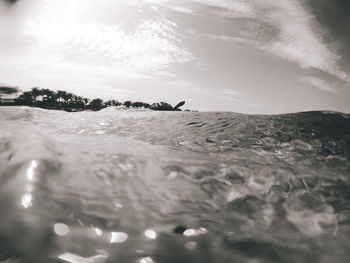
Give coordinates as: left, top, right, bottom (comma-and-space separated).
0, 86, 190, 112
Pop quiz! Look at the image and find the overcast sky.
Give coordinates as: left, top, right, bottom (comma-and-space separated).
0, 0, 349, 113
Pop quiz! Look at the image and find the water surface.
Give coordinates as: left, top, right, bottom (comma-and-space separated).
0, 106, 349, 263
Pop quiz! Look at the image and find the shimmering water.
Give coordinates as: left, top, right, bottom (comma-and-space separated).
0, 106, 350, 263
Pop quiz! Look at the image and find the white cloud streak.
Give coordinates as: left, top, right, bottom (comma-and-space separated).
300, 76, 338, 93
203, 34, 251, 44
149, 0, 349, 83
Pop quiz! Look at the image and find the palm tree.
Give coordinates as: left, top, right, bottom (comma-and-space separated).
40, 89, 56, 107
83, 97, 90, 106
64, 92, 73, 103
124, 101, 132, 108
174, 101, 185, 111
88, 98, 105, 111
31, 87, 41, 102
8, 87, 189, 112
74, 96, 86, 109
151, 102, 174, 111
16, 91, 34, 105
104, 100, 121, 107
56, 90, 67, 103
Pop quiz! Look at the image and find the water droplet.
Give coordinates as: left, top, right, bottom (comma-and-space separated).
110, 232, 128, 243
144, 229, 157, 240
21, 193, 32, 208
115, 202, 123, 208
167, 171, 178, 180
139, 257, 154, 263
54, 223, 70, 236
95, 227, 103, 236
26, 160, 37, 181
183, 229, 196, 237
58, 252, 107, 263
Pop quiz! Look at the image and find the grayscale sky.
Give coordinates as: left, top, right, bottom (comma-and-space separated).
0, 0, 349, 113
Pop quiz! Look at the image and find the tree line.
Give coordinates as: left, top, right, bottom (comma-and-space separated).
0, 86, 186, 112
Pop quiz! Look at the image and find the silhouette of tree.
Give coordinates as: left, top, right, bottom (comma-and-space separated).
31, 87, 41, 102
124, 101, 132, 108
131, 102, 151, 109
174, 101, 185, 111
2, 87, 190, 112
16, 91, 34, 105
56, 90, 67, 103
41, 89, 56, 104
151, 102, 174, 111
66, 92, 74, 103
69, 95, 85, 109
83, 97, 90, 106
88, 98, 105, 111
104, 100, 121, 107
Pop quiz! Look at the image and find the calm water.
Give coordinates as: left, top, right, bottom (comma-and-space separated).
0, 106, 350, 263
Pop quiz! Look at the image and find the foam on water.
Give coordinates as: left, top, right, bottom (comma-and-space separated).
0, 106, 350, 263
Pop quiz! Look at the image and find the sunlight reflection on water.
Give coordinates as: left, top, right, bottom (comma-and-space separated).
144, 229, 157, 240
110, 232, 128, 243
54, 223, 70, 236
20, 160, 37, 209
21, 192, 32, 208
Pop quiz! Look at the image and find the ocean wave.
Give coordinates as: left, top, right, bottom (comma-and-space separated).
0, 106, 349, 263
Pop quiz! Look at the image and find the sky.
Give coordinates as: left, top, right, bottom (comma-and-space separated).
0, 0, 349, 114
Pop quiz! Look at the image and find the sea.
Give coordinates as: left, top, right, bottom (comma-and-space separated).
0, 106, 349, 263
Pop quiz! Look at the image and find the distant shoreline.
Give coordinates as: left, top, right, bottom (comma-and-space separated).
0, 87, 191, 112
0, 104, 196, 113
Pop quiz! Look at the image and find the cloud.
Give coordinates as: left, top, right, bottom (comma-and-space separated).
142, 0, 195, 14
193, 0, 253, 17
20, 0, 193, 80
157, 0, 349, 83
170, 6, 195, 14
202, 34, 251, 44
252, 1, 349, 82
300, 76, 338, 93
